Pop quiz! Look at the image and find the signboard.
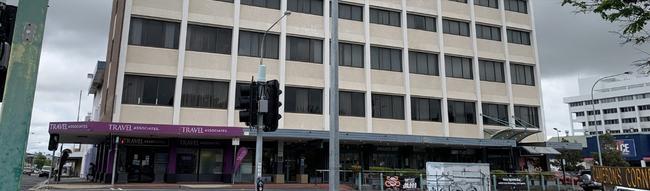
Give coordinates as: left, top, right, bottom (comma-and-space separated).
178, 139, 221, 147
615, 139, 637, 157
119, 137, 168, 146
496, 176, 527, 190
593, 166, 650, 190
383, 176, 420, 190
233, 147, 248, 173
426, 162, 490, 191
49, 121, 244, 137
232, 137, 240, 146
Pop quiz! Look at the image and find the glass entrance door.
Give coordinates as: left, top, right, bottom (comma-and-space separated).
126, 148, 155, 183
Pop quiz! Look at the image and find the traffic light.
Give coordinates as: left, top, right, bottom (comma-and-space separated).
263, 80, 282, 132
0, 2, 16, 102
48, 134, 59, 151
238, 81, 258, 127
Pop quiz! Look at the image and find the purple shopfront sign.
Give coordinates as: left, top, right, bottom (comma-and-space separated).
49, 121, 244, 137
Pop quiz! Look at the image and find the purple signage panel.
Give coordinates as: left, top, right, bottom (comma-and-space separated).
49, 121, 244, 137
234, 147, 248, 173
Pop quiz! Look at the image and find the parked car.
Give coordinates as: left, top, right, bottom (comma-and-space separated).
578, 170, 603, 191
22, 167, 33, 175
39, 166, 51, 177
553, 171, 579, 185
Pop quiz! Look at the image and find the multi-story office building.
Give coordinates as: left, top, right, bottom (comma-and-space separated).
564, 76, 650, 136
51, 0, 548, 184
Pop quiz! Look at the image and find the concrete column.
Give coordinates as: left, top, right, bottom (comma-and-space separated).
274, 141, 284, 183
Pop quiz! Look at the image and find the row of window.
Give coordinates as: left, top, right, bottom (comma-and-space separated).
123, 75, 539, 126
568, 93, 650, 107
576, 105, 650, 117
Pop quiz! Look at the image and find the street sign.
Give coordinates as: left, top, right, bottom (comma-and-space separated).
232, 137, 240, 146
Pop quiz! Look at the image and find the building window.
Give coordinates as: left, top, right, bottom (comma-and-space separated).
238, 30, 279, 59
479, 60, 504, 82
600, 97, 616, 103
241, 0, 280, 9
448, 100, 476, 124
215, 0, 234, 2
409, 51, 438, 76
369, 8, 400, 27
122, 75, 175, 106
372, 94, 405, 120
604, 119, 619, 125
443, 19, 470, 37
339, 42, 364, 68
371, 46, 402, 72
514, 106, 539, 127
610, 130, 621, 134
639, 105, 650, 111
505, 0, 528, 14
445, 55, 473, 79
640, 117, 650, 122
129, 17, 180, 49
285, 87, 323, 114
475, 0, 498, 8
617, 95, 634, 101
482, 103, 508, 126
411, 97, 441, 122
186, 24, 232, 54
587, 110, 601, 115
636, 93, 650, 99
575, 112, 585, 117
569, 102, 583, 107
582, 122, 586, 127
407, 14, 436, 32
585, 100, 600, 105
602, 108, 617, 114
622, 118, 637, 123
510, 63, 535, 86
449, 0, 468, 3
338, 3, 363, 21
588, 121, 602, 126
620, 106, 635, 113
288, 0, 323, 15
340, 91, 365, 117
181, 79, 229, 109
476, 24, 501, 41
287, 36, 323, 64
507, 29, 531, 45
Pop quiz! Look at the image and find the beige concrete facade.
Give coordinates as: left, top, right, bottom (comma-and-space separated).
106, 0, 545, 143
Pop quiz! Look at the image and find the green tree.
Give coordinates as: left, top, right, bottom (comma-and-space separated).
552, 140, 584, 171
593, 134, 629, 167
33, 152, 51, 169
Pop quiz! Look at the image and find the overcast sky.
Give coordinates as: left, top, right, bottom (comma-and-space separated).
21, 1, 650, 153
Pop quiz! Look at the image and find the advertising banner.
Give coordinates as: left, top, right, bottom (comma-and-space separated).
49, 121, 244, 137
615, 139, 637, 157
425, 162, 490, 191
495, 175, 527, 190
593, 166, 650, 190
383, 175, 421, 190
233, 147, 248, 173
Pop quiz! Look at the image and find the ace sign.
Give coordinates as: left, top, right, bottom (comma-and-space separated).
615, 139, 637, 157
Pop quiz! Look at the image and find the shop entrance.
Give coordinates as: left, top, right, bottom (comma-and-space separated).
126, 148, 156, 183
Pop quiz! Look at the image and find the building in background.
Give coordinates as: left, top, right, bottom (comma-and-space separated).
50, 0, 553, 184
564, 75, 650, 136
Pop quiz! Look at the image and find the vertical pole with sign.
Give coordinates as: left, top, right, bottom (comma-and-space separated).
232, 137, 239, 184
111, 136, 119, 187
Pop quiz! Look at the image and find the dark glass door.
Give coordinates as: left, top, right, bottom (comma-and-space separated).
126, 148, 155, 183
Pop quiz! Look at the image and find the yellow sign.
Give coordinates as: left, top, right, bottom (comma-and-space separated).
593, 166, 650, 190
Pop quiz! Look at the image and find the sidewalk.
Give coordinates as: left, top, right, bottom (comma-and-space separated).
34, 177, 357, 190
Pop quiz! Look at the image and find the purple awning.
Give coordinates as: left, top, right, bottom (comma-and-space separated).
49, 121, 244, 138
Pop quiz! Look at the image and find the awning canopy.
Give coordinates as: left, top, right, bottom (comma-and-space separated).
521, 146, 561, 155
484, 128, 541, 142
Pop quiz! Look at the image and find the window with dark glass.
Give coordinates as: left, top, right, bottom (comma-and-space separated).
569, 102, 583, 107
479, 60, 504, 82
239, 30, 279, 59
639, 105, 650, 111
215, 0, 234, 3
603, 108, 617, 114
587, 110, 600, 115
409, 51, 438, 75
443, 19, 470, 37
241, 0, 280, 9
411, 97, 441, 122
604, 119, 619, 125
505, 0, 528, 14
448, 100, 476, 124
371, 46, 402, 72
445, 55, 473, 79
620, 106, 635, 112
475, 0, 498, 8
186, 24, 232, 54
339, 42, 364, 68
338, 3, 363, 21
129, 17, 180, 49
617, 95, 634, 101
340, 91, 365, 117
641, 117, 650, 122
622, 118, 637, 123
510, 63, 535, 86
372, 94, 404, 119
407, 14, 436, 32
370, 8, 401, 27
507, 29, 531, 45
476, 24, 501, 41
285, 87, 322, 114
514, 105, 539, 127
122, 75, 175, 106
287, 36, 323, 63
181, 79, 229, 109
482, 103, 508, 126
575, 112, 585, 117
449, 0, 468, 3
288, 0, 323, 15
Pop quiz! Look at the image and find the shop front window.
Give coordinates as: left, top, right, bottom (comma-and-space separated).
199, 149, 224, 175
176, 149, 197, 174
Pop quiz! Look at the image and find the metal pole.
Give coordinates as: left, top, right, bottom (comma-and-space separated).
0, 0, 49, 189
232, 144, 237, 184
47, 149, 55, 184
329, 0, 340, 190
111, 136, 119, 187
77, 90, 82, 121
590, 72, 630, 166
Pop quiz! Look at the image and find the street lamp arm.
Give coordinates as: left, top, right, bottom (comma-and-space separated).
259, 11, 291, 66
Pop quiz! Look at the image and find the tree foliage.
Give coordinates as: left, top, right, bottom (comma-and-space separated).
552, 139, 584, 171
593, 134, 629, 167
33, 152, 51, 169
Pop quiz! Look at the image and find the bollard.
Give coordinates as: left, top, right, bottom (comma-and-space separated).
540, 173, 546, 191
556, 178, 560, 191
420, 173, 424, 191
526, 175, 531, 191
380, 172, 384, 191
358, 172, 362, 191
492, 175, 498, 191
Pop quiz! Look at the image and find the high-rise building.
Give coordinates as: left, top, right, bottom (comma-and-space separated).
52, 0, 549, 184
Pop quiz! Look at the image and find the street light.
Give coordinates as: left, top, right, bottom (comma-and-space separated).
591, 71, 632, 166
553, 128, 561, 142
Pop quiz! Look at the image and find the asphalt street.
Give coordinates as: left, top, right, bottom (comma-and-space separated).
21, 174, 46, 190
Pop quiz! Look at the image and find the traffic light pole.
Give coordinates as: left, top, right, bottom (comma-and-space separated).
0, 0, 49, 190
329, 0, 340, 190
